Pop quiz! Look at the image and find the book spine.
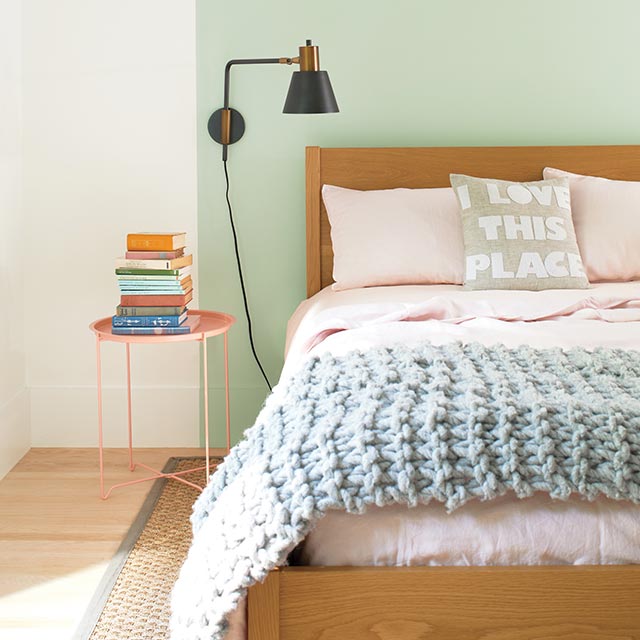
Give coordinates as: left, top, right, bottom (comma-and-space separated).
117, 282, 189, 288
126, 233, 185, 251
118, 289, 187, 295
116, 258, 175, 269
115, 274, 189, 281
114, 255, 192, 270
117, 276, 191, 287
120, 290, 192, 306
116, 305, 186, 316
112, 313, 186, 328
112, 325, 193, 335
117, 280, 190, 291
115, 267, 184, 276
125, 250, 183, 259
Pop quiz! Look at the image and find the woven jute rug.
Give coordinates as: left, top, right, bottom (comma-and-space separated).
74, 457, 220, 640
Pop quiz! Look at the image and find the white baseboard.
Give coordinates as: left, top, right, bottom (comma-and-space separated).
0, 388, 30, 480
29, 386, 200, 447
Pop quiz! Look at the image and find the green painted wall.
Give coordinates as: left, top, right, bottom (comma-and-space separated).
198, 0, 640, 446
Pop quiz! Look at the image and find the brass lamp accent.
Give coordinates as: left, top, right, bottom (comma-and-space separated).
208, 39, 339, 160
298, 42, 320, 71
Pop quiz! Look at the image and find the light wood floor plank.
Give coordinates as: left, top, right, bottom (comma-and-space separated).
0, 447, 222, 638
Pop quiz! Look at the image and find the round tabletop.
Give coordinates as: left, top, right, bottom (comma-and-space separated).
89, 310, 236, 343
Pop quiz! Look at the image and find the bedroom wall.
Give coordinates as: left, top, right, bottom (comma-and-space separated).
0, 0, 29, 478
197, 0, 640, 445
22, 1, 199, 446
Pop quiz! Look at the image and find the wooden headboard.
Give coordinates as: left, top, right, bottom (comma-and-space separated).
305, 145, 640, 297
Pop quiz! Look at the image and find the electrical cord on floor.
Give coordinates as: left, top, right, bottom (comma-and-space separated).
223, 159, 273, 392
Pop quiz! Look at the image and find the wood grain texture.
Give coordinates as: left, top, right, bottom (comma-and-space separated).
306, 146, 322, 297
275, 566, 640, 640
306, 145, 640, 295
248, 569, 280, 640
0, 447, 221, 639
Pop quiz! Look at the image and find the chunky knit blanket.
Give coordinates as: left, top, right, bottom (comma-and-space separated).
170, 342, 640, 640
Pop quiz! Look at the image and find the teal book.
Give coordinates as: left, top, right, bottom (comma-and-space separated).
117, 279, 188, 287
118, 286, 187, 294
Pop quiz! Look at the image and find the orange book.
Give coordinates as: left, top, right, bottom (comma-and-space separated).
127, 232, 187, 252
120, 289, 193, 307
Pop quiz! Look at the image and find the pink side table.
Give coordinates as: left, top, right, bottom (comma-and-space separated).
89, 309, 235, 500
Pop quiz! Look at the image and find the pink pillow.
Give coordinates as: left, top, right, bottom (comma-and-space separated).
543, 167, 640, 282
322, 184, 464, 290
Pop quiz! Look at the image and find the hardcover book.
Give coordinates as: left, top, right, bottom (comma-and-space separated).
117, 279, 191, 290
119, 289, 193, 307
125, 249, 184, 259
126, 232, 187, 252
118, 287, 189, 294
114, 254, 193, 271
116, 304, 187, 317
112, 312, 188, 328
115, 266, 191, 277
115, 273, 191, 281
117, 277, 191, 292
111, 315, 201, 335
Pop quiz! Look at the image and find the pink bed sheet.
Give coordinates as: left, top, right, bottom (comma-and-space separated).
284, 282, 640, 374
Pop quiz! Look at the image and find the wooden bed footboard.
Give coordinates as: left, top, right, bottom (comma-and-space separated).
248, 565, 640, 640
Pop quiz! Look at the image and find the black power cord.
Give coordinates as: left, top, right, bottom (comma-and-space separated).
223, 159, 273, 392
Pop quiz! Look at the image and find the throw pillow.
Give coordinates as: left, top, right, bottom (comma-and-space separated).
449, 173, 589, 291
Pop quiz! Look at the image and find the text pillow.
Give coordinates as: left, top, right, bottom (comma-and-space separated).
449, 174, 589, 291
322, 184, 464, 290
544, 167, 640, 282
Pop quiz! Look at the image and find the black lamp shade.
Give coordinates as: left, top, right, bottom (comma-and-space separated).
283, 70, 339, 114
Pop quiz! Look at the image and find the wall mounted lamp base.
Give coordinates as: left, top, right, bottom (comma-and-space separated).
208, 108, 245, 145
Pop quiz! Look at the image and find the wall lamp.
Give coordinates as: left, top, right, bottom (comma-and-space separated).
207, 39, 339, 160
206, 39, 338, 394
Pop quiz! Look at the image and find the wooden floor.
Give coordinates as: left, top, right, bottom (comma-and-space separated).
0, 447, 224, 640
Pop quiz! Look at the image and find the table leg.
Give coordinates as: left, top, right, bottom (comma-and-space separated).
126, 342, 134, 471
224, 331, 230, 454
96, 336, 106, 500
203, 336, 210, 478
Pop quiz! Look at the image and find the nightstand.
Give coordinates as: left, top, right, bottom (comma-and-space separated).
89, 310, 235, 499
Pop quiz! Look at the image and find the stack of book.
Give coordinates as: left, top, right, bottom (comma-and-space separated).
112, 232, 200, 335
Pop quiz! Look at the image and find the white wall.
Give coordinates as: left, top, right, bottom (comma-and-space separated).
22, 1, 199, 446
0, 0, 29, 479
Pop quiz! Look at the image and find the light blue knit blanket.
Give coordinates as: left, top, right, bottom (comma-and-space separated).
170, 342, 640, 640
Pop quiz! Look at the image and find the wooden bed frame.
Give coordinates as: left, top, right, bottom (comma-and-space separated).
247, 146, 640, 640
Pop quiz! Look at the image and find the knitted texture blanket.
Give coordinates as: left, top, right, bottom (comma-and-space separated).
170, 342, 640, 640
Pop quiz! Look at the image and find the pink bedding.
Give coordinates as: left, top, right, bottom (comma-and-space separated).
284, 282, 640, 374
226, 282, 640, 640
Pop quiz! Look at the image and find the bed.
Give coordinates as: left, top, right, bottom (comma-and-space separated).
173, 146, 640, 640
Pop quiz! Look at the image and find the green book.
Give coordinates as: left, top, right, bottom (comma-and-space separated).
115, 266, 190, 276
116, 304, 187, 317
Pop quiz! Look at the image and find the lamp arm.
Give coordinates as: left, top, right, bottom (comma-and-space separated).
223, 57, 297, 109
210, 44, 317, 158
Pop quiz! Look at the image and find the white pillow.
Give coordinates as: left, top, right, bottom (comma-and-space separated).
543, 167, 640, 282
322, 184, 464, 290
